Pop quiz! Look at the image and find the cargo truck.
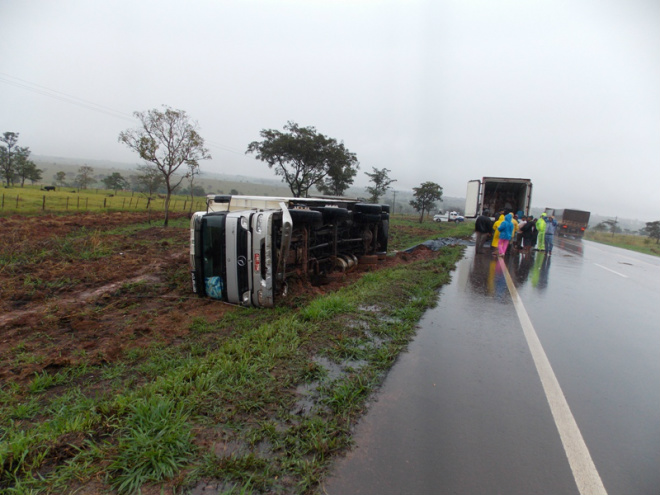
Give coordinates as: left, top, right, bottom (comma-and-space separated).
190, 195, 389, 307
465, 177, 533, 219
557, 209, 590, 237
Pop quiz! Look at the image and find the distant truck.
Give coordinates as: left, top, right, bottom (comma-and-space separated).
465, 177, 533, 219
190, 195, 389, 307
557, 209, 590, 237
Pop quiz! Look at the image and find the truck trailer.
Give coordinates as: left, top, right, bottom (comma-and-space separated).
465, 177, 533, 219
190, 194, 389, 307
557, 209, 590, 237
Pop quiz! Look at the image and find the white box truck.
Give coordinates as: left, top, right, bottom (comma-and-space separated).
465, 177, 533, 219
190, 195, 389, 307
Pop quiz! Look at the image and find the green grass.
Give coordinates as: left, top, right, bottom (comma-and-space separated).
584, 231, 660, 257
0, 211, 470, 494
0, 184, 207, 215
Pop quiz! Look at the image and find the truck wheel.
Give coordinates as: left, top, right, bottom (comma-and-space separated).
289, 209, 323, 228
311, 206, 350, 223
353, 212, 381, 223
354, 203, 382, 215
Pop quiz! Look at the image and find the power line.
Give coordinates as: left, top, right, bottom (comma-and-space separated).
1, 72, 253, 158
0, 72, 137, 123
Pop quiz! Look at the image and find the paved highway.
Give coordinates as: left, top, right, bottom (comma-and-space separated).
322, 238, 660, 495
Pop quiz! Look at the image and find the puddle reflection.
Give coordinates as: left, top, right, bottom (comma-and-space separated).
469, 251, 552, 298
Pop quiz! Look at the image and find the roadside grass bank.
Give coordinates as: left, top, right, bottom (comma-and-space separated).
584, 231, 660, 257
0, 213, 471, 494
0, 184, 206, 216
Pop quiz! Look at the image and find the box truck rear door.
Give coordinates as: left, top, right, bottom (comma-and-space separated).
465, 180, 481, 217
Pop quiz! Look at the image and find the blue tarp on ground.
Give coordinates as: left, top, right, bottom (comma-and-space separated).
404, 237, 474, 253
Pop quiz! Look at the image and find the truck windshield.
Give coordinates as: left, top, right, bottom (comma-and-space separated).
202, 214, 227, 299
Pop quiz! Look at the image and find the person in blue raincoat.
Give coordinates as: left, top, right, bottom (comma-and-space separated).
545, 215, 558, 255
497, 213, 514, 257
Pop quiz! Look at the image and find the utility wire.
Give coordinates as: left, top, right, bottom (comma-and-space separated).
1, 72, 253, 159
0, 72, 137, 123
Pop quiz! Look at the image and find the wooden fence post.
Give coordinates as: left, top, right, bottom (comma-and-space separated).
66, 197, 69, 210
42, 195, 46, 211
16, 195, 19, 209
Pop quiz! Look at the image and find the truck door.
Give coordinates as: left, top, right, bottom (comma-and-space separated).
465, 180, 481, 218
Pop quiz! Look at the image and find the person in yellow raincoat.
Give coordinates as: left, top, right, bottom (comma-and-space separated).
536, 212, 548, 251
490, 213, 505, 256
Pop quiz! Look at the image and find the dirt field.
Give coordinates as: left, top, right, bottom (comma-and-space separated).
0, 212, 436, 387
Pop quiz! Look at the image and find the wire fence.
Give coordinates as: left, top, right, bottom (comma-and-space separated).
0, 193, 207, 214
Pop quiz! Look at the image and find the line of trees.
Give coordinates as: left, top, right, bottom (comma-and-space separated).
5, 110, 452, 226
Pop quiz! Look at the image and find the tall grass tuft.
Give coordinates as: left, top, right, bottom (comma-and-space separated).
108, 395, 194, 494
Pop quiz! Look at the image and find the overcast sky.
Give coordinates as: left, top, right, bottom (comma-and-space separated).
2, 0, 658, 220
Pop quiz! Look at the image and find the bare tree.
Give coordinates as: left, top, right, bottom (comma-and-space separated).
119, 106, 211, 226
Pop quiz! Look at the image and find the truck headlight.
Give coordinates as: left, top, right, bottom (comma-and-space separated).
242, 291, 251, 304
255, 214, 262, 233
241, 216, 249, 229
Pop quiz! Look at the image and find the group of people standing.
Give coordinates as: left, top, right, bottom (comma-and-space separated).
475, 211, 558, 256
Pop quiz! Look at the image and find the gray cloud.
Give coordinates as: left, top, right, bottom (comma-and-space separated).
1, 0, 658, 220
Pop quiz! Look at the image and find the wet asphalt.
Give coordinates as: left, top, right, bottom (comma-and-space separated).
321, 237, 660, 495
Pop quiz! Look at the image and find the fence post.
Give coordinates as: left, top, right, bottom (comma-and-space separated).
146, 197, 151, 209
103, 198, 107, 209
66, 197, 69, 210
1, 193, 4, 208
122, 198, 126, 208
77, 196, 80, 209
16, 195, 19, 209
42, 195, 46, 211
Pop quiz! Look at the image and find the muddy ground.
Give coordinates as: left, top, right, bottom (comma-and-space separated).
0, 212, 437, 386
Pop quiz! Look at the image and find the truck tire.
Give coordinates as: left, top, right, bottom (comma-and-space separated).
289, 209, 323, 228
353, 212, 381, 223
311, 206, 350, 223
354, 203, 382, 215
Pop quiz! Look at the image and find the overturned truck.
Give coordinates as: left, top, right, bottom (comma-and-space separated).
190, 195, 390, 307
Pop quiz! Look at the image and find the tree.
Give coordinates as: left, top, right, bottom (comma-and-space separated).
316, 149, 359, 196
132, 164, 165, 196
365, 167, 396, 204
119, 106, 211, 226
0, 132, 26, 187
102, 172, 128, 193
409, 181, 443, 223
55, 171, 67, 187
246, 121, 359, 198
642, 220, 660, 244
15, 155, 43, 186
74, 166, 97, 190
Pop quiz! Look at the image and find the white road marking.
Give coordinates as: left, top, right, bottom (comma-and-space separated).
594, 263, 628, 278
499, 258, 608, 495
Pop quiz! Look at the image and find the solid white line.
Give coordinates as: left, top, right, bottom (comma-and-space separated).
499, 258, 608, 495
594, 263, 628, 278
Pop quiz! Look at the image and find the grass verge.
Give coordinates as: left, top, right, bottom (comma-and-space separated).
0, 213, 469, 494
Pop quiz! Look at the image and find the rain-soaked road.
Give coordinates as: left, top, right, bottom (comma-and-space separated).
322, 237, 660, 495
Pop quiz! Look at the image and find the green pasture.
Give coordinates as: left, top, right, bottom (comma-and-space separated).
0, 185, 207, 215
584, 230, 660, 257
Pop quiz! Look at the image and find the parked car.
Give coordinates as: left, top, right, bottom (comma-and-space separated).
433, 211, 458, 222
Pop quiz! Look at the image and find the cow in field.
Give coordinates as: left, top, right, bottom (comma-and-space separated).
43, 186, 56, 191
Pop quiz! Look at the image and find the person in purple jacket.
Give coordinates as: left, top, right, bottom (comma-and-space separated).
497, 213, 514, 257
